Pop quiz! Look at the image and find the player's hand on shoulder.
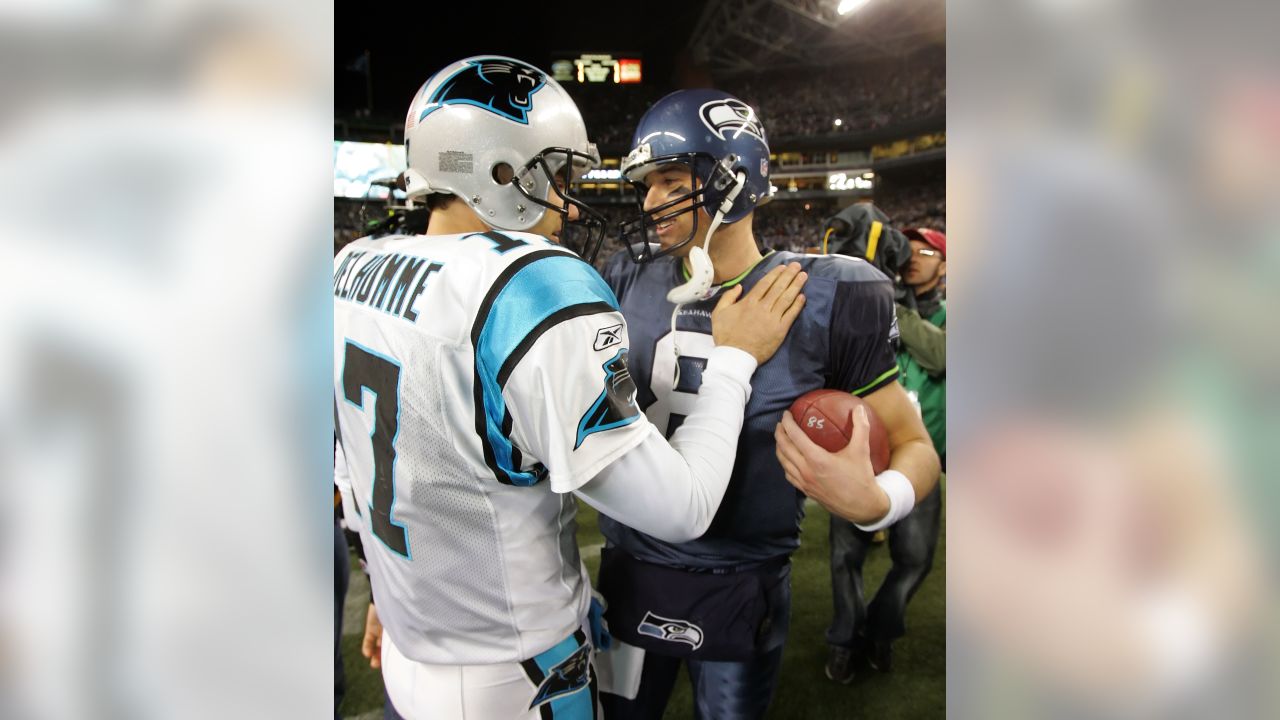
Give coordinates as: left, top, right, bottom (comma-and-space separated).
711, 262, 807, 364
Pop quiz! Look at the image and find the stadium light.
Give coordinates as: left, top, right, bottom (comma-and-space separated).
837, 0, 871, 15
583, 168, 623, 181
829, 172, 873, 191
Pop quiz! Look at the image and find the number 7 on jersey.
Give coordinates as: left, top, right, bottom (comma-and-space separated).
341, 340, 410, 558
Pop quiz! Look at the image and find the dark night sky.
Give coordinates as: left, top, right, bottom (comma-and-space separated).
336, 2, 707, 118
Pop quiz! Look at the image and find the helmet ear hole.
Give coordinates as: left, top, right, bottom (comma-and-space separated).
491, 162, 515, 185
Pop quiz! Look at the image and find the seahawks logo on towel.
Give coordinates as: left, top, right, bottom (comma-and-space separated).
637, 611, 704, 650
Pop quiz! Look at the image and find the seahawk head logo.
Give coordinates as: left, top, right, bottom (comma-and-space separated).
419, 58, 546, 125
637, 611, 704, 650
698, 98, 766, 143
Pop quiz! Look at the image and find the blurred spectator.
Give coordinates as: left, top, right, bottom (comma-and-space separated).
896, 228, 947, 459
826, 228, 947, 684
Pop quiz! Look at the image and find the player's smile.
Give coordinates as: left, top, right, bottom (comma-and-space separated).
652, 214, 695, 251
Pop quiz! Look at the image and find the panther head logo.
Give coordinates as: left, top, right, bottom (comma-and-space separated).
528, 644, 592, 709
698, 98, 766, 143
419, 58, 546, 125
574, 349, 641, 450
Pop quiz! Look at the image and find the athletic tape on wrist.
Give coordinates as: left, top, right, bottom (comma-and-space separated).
853, 469, 915, 532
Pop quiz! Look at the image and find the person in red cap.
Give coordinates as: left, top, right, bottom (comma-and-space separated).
897, 227, 947, 373
822, 226, 948, 683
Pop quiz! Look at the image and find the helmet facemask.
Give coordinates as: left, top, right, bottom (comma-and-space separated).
513, 146, 609, 264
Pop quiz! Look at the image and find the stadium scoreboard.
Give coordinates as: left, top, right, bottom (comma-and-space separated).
551, 54, 642, 84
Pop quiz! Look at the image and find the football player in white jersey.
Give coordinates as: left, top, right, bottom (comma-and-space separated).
333, 56, 807, 720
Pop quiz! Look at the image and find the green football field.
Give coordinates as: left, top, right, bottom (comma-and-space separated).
338, 487, 945, 719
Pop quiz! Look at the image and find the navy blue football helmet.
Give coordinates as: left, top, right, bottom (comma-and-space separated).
619, 89, 773, 262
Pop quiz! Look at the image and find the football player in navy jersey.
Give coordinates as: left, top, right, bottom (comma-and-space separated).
595, 89, 940, 719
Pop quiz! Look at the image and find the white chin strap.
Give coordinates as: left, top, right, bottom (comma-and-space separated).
667, 170, 748, 386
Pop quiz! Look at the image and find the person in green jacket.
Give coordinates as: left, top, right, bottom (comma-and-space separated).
824, 227, 946, 683
896, 228, 946, 465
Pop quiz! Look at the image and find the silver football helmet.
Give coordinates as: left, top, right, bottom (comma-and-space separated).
403, 56, 607, 261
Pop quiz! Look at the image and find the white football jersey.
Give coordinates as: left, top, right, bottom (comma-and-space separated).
334, 230, 649, 665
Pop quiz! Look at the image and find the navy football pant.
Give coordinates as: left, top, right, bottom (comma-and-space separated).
601, 569, 790, 720
827, 484, 942, 648
602, 646, 784, 720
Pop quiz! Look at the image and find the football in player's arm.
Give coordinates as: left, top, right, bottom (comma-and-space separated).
776, 384, 939, 527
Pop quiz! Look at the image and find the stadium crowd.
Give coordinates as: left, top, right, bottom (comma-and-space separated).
335, 178, 948, 264
873, 175, 947, 232
334, 199, 365, 251
754, 200, 839, 252
727, 62, 945, 138
563, 60, 944, 147
563, 85, 667, 148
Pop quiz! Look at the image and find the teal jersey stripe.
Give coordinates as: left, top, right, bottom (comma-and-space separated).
474, 254, 619, 485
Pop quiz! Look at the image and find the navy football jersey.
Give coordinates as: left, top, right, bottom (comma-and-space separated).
598, 250, 900, 568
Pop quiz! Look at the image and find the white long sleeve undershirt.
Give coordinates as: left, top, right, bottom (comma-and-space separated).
573, 345, 757, 543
